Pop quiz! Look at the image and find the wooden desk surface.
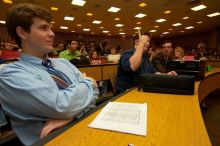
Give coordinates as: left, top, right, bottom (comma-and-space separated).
205, 68, 220, 77
44, 86, 211, 146
78, 64, 118, 81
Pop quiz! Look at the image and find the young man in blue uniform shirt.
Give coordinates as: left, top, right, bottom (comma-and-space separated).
0, 3, 98, 145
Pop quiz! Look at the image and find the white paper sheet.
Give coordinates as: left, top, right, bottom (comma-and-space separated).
88, 102, 147, 136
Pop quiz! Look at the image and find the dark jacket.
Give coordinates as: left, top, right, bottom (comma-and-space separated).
152, 52, 173, 73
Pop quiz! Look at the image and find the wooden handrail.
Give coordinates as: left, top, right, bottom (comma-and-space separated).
198, 72, 220, 103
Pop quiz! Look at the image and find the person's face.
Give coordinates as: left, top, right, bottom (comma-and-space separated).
143, 36, 150, 53
24, 18, 54, 54
92, 51, 98, 58
111, 48, 116, 55
5, 43, 13, 50
162, 42, 172, 57
58, 44, 64, 50
175, 49, 180, 58
69, 41, 78, 52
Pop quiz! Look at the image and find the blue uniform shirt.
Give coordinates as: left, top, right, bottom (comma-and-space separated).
0, 53, 98, 145
116, 48, 156, 93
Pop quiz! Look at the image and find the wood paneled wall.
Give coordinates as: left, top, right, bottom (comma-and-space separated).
0, 25, 133, 51
166, 29, 219, 49
1, 24, 219, 51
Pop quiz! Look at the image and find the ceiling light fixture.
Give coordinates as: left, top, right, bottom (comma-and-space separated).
102, 30, 109, 33
92, 20, 102, 24
71, 0, 86, 6
119, 32, 125, 35
207, 12, 220, 17
135, 13, 147, 18
182, 16, 189, 19
114, 18, 120, 21
155, 19, 166, 22
115, 24, 124, 27
172, 23, 182, 26
134, 27, 142, 30
107, 7, 121, 13
83, 28, 90, 31
60, 26, 68, 29
185, 26, 194, 29
164, 10, 171, 14
162, 32, 170, 34
64, 16, 74, 21
139, 3, 147, 7
197, 21, 203, 24
191, 4, 207, 11
0, 20, 6, 24
3, 0, 12, 4
86, 13, 93, 16
51, 7, 58, 11
149, 30, 157, 32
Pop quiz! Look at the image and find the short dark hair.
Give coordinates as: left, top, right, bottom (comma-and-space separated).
6, 3, 52, 48
133, 32, 151, 41
162, 40, 172, 46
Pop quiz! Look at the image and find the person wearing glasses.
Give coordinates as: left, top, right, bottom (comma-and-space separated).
152, 40, 174, 73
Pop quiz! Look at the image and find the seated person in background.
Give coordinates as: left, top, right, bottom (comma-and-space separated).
116, 31, 176, 94
98, 41, 110, 56
89, 50, 108, 96
57, 43, 65, 54
174, 47, 185, 60
90, 50, 107, 65
59, 40, 81, 60
152, 40, 174, 73
116, 45, 123, 55
197, 46, 207, 60
107, 47, 121, 63
69, 45, 90, 66
0, 3, 98, 145
80, 45, 89, 57
0, 42, 20, 61
187, 48, 199, 60
208, 50, 220, 60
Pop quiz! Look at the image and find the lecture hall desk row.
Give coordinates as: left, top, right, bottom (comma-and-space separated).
33, 77, 215, 146
77, 63, 118, 81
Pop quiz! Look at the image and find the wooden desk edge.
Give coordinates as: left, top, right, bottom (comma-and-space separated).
31, 88, 134, 146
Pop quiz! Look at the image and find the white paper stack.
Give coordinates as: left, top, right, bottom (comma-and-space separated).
88, 102, 147, 136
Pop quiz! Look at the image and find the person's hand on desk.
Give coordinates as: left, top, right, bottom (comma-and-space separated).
40, 118, 73, 138
82, 72, 98, 88
167, 71, 177, 75
155, 71, 177, 75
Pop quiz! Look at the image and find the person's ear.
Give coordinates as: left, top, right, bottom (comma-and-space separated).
16, 26, 27, 40
135, 39, 139, 45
